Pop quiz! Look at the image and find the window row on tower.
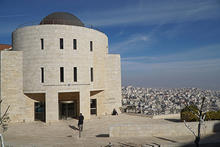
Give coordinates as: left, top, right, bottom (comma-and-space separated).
40, 67, 93, 83
40, 38, 93, 51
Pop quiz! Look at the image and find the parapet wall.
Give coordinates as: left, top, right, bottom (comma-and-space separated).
152, 113, 180, 119
110, 120, 220, 137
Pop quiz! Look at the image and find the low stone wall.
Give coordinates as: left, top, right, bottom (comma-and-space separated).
152, 113, 180, 119
109, 120, 220, 137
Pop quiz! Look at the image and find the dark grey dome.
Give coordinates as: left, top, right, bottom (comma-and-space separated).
40, 12, 84, 27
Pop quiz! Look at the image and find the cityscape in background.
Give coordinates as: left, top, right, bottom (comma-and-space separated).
122, 86, 220, 115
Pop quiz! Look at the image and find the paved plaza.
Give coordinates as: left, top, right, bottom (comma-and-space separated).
2, 114, 220, 147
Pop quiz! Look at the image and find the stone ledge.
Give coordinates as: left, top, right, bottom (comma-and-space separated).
109, 120, 220, 137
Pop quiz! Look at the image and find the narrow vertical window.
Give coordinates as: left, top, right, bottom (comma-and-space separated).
90, 41, 93, 51
73, 39, 77, 50
90, 67, 93, 82
60, 67, 64, 82
90, 99, 97, 115
60, 38, 63, 49
41, 38, 44, 50
73, 67, 77, 82
41, 67, 44, 83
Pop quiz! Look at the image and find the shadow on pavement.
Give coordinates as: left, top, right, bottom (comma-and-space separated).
96, 134, 109, 137
154, 136, 178, 143
117, 142, 137, 147
164, 118, 182, 122
144, 143, 161, 146
181, 122, 220, 147
69, 125, 79, 131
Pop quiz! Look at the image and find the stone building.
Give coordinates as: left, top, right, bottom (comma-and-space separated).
0, 12, 121, 123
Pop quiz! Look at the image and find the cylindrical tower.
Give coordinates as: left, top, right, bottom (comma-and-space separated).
11, 12, 121, 123
12, 12, 108, 92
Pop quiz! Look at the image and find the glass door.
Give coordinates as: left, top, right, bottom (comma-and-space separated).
34, 102, 45, 122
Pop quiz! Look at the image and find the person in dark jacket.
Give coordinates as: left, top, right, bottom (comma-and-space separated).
78, 113, 84, 131
112, 108, 118, 115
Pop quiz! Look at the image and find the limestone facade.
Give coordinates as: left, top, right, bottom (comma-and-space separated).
0, 13, 121, 123
0, 51, 34, 122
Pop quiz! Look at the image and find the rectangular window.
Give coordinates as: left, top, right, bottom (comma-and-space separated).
60, 38, 63, 49
90, 41, 93, 51
73, 67, 77, 82
90, 99, 97, 115
60, 67, 64, 82
73, 39, 77, 50
41, 67, 44, 83
90, 67, 93, 82
41, 38, 44, 50
34, 102, 45, 122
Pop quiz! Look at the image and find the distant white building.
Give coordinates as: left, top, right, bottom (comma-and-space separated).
0, 12, 122, 123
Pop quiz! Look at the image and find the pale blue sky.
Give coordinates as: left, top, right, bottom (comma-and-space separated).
0, 0, 220, 90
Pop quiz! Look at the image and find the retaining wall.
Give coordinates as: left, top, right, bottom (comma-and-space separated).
152, 113, 180, 119
110, 120, 220, 137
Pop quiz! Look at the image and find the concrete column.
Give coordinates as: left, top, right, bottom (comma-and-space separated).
46, 89, 58, 123
79, 86, 90, 119
96, 91, 105, 116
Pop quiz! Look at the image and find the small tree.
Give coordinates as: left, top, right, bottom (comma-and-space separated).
0, 99, 10, 147
183, 97, 206, 147
0, 99, 10, 131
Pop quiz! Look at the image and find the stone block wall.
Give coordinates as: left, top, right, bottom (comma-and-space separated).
0, 51, 34, 122
104, 54, 122, 114
3, 24, 122, 122
110, 120, 220, 137
12, 25, 108, 92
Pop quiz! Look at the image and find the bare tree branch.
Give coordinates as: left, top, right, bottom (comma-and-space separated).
0, 105, 10, 124
183, 101, 199, 118
184, 120, 196, 137
0, 98, 10, 132
183, 96, 207, 147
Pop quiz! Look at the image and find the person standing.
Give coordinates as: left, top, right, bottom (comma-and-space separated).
112, 108, 118, 115
78, 113, 84, 131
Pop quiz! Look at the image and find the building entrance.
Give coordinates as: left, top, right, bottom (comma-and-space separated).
59, 101, 77, 119
34, 102, 45, 122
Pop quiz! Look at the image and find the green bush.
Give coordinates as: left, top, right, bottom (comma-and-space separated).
205, 110, 220, 120
181, 105, 220, 122
181, 105, 199, 122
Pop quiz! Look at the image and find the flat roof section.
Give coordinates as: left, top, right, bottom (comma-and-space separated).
0, 44, 12, 50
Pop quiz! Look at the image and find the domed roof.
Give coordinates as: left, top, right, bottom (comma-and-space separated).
40, 12, 84, 27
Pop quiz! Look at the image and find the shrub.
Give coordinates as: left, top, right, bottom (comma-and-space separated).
181, 105, 220, 122
181, 105, 199, 122
205, 110, 220, 120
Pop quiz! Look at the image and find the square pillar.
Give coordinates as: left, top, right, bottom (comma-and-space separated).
46, 89, 58, 123
96, 91, 105, 116
79, 87, 90, 119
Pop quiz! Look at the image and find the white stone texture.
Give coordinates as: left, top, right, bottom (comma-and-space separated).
0, 51, 34, 122
110, 120, 220, 137
5, 24, 122, 122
